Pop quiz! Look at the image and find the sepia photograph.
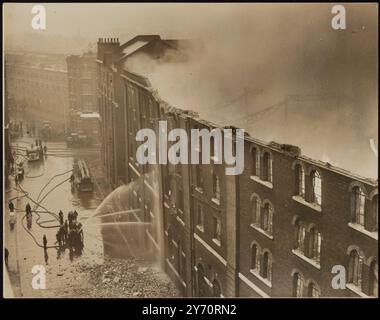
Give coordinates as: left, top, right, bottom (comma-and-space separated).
2, 2, 378, 300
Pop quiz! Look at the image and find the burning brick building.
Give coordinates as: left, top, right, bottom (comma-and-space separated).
97, 36, 378, 297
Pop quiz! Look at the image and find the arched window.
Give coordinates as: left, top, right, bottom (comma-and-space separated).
262, 202, 273, 235
308, 282, 320, 297
212, 173, 221, 202
295, 221, 306, 254
251, 244, 259, 272
261, 251, 272, 282
177, 240, 182, 273
295, 164, 305, 197
311, 170, 322, 206
348, 250, 363, 288
167, 227, 175, 261
251, 195, 260, 225
351, 186, 366, 226
196, 204, 205, 231
213, 216, 222, 243
212, 280, 222, 297
176, 188, 184, 212
252, 147, 260, 177
196, 264, 207, 297
309, 227, 322, 263
262, 152, 272, 183
195, 165, 203, 190
163, 164, 171, 197
210, 136, 215, 158
369, 260, 378, 297
293, 273, 304, 297
372, 195, 378, 232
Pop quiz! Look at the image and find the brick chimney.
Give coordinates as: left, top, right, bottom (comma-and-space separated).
97, 38, 121, 66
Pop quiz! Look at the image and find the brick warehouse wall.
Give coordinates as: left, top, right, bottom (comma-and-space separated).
97, 36, 378, 298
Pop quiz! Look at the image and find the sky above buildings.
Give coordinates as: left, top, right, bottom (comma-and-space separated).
3, 3, 378, 178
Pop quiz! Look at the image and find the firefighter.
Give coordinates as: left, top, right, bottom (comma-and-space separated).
59, 225, 66, 245
73, 210, 78, 222
77, 222, 84, 253
25, 203, 32, 215
68, 211, 73, 229
43, 235, 48, 251
56, 230, 62, 249
8, 201, 15, 213
59, 210, 64, 226
64, 220, 69, 241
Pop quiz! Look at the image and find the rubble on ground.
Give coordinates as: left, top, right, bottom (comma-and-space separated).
54, 256, 180, 298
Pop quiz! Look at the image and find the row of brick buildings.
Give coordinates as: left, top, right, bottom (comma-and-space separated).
5, 51, 97, 132
96, 35, 378, 297
5, 53, 69, 130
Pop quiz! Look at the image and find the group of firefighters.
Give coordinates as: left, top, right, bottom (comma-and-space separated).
54, 210, 84, 255
10, 200, 85, 257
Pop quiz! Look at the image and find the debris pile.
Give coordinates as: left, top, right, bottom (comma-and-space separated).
59, 256, 180, 298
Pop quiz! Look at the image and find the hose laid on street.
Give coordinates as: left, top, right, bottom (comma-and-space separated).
34, 177, 71, 213
12, 159, 97, 251
16, 186, 61, 249
36, 169, 73, 203
15, 171, 82, 249
20, 214, 59, 249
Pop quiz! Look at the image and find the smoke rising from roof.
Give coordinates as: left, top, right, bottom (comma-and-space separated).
4, 3, 378, 178
125, 4, 378, 179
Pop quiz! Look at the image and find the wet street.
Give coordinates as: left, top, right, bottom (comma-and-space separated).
4, 137, 179, 298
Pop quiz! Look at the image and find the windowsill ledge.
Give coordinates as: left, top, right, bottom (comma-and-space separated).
292, 195, 322, 213
346, 283, 369, 298
195, 187, 204, 194
348, 223, 378, 240
176, 216, 185, 227
250, 224, 274, 240
249, 269, 272, 288
250, 176, 273, 189
292, 249, 321, 270
212, 238, 221, 247
196, 225, 204, 233
211, 198, 220, 206
211, 156, 221, 163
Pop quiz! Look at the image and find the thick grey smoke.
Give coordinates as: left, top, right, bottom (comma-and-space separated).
4, 3, 377, 177
125, 4, 378, 178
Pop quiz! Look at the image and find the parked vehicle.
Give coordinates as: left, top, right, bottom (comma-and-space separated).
73, 159, 94, 192
26, 147, 40, 162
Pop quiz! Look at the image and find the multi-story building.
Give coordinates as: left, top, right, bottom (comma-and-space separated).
5, 53, 69, 131
97, 35, 188, 188
66, 52, 98, 114
97, 36, 378, 298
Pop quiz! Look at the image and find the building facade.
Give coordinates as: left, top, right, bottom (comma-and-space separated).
5, 53, 69, 131
97, 36, 378, 298
66, 52, 98, 115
